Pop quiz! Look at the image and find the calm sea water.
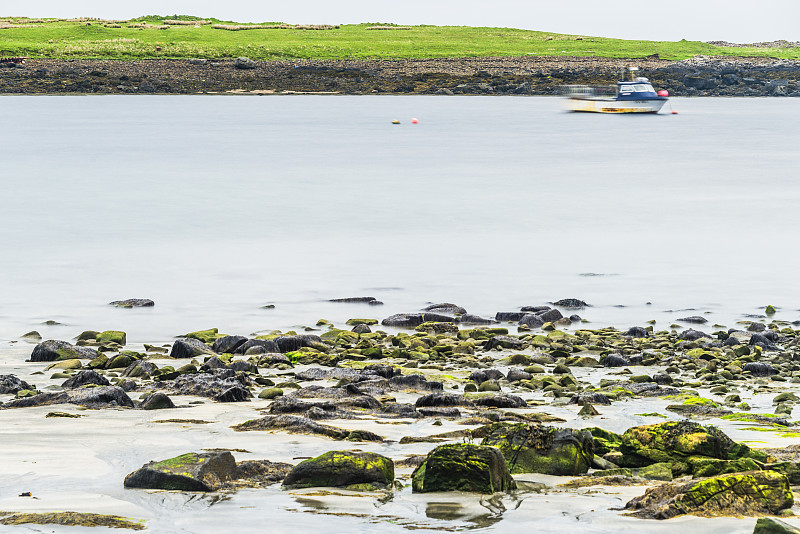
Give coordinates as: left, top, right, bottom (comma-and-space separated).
1, 95, 799, 343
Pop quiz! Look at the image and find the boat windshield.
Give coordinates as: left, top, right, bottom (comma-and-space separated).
619, 84, 655, 93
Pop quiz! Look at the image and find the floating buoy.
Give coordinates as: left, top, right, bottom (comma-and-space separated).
657, 90, 669, 97
672, 110, 678, 114
411, 118, 419, 124
392, 120, 400, 124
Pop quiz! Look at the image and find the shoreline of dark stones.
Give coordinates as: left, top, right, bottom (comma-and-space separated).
1, 55, 799, 96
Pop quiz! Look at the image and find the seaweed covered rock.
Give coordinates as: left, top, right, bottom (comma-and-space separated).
479, 422, 593, 475
140, 392, 175, 410
617, 420, 766, 476
30, 340, 97, 362
282, 450, 394, 490
124, 451, 237, 491
412, 444, 516, 494
625, 470, 793, 519
753, 517, 800, 534
109, 298, 154, 307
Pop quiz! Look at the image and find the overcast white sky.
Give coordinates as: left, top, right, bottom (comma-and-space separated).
5, 0, 798, 43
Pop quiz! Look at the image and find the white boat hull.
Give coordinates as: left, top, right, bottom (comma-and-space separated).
566, 97, 666, 114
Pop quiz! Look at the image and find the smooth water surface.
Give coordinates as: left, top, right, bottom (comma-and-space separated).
1, 95, 799, 341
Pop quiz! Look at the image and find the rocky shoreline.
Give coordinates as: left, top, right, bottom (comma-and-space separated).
1, 55, 799, 96
3, 299, 800, 531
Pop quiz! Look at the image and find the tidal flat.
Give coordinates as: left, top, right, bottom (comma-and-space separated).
3, 301, 800, 533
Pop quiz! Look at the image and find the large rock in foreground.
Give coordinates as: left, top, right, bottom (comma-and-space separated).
479, 422, 594, 475
754, 517, 800, 534
625, 470, 793, 519
282, 450, 394, 490
616, 420, 766, 476
124, 452, 238, 491
412, 444, 516, 494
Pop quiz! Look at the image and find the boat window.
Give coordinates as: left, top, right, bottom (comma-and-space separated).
634, 84, 655, 92
619, 85, 634, 92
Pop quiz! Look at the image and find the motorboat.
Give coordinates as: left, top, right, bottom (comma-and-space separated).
562, 67, 668, 113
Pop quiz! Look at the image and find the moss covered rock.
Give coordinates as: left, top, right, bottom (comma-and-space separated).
479, 422, 593, 475
754, 517, 800, 534
412, 443, 515, 494
183, 328, 219, 344
282, 450, 394, 490
625, 470, 793, 519
124, 451, 237, 491
97, 330, 126, 345
617, 420, 766, 476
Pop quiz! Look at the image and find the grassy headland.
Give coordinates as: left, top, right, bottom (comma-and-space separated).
1, 15, 799, 61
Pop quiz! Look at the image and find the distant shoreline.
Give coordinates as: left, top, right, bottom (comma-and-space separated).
1, 55, 798, 96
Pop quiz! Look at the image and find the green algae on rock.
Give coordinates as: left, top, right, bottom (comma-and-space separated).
625, 470, 793, 519
282, 450, 394, 490
0, 511, 145, 530
412, 443, 516, 494
615, 420, 767, 476
478, 422, 593, 475
124, 451, 237, 491
754, 517, 800, 534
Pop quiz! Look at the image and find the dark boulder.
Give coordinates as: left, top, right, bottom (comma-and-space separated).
415, 393, 474, 408
238, 338, 279, 354
2, 386, 134, 409
170, 338, 215, 359
473, 394, 526, 408
518, 314, 544, 328
141, 392, 175, 410
109, 299, 154, 307
506, 369, 532, 382
625, 327, 650, 338
457, 314, 497, 325
484, 335, 524, 350
121, 360, 157, 379
329, 296, 378, 303
537, 308, 564, 323
412, 444, 516, 493
283, 451, 394, 490
212, 335, 248, 354
678, 315, 708, 324
423, 303, 466, 314
679, 329, 711, 341
389, 374, 443, 391
743, 362, 778, 377
749, 333, 778, 350
62, 370, 110, 388
521, 306, 550, 313
602, 354, 629, 367
31, 340, 97, 362
554, 299, 588, 308
495, 312, 527, 322
569, 392, 611, 406
200, 356, 228, 372
0, 374, 34, 394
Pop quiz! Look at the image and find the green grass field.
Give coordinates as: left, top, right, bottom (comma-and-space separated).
1, 14, 798, 61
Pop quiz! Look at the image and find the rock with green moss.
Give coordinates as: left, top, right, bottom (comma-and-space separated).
754, 517, 800, 534
625, 470, 793, 519
412, 443, 515, 494
617, 421, 766, 476
183, 328, 219, 344
96, 330, 126, 345
124, 451, 237, 491
258, 388, 284, 400
0, 511, 145, 530
30, 340, 97, 362
479, 422, 593, 475
345, 318, 378, 326
688, 457, 763, 478
283, 450, 394, 490
637, 462, 673, 481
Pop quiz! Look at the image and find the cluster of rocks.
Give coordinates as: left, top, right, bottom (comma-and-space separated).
1, 56, 797, 96
6, 299, 800, 526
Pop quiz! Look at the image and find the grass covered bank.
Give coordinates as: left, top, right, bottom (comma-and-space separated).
1, 15, 799, 61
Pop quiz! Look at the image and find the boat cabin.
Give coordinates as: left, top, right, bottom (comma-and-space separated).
616, 77, 658, 100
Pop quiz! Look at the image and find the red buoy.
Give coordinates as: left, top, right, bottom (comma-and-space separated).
411, 118, 419, 124
658, 90, 669, 97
